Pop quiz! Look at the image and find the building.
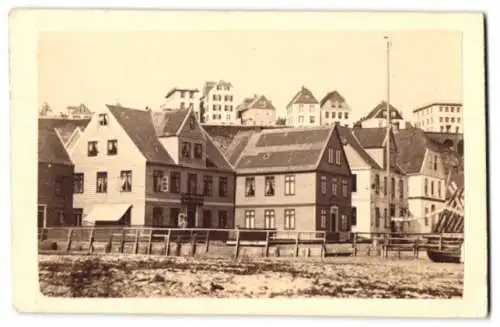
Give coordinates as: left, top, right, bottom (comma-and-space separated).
237, 94, 276, 126
412, 102, 463, 133
285, 86, 320, 127
338, 127, 409, 234
160, 88, 201, 120
319, 90, 353, 127
65, 103, 94, 119
394, 128, 449, 233
358, 101, 406, 130
38, 118, 90, 227
68, 105, 236, 228
200, 80, 236, 125
225, 126, 353, 236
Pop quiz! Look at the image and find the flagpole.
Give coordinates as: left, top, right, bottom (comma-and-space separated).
385, 36, 392, 232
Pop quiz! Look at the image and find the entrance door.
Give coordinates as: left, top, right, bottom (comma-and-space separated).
37, 205, 46, 228
73, 208, 83, 226
186, 204, 196, 228
329, 206, 338, 232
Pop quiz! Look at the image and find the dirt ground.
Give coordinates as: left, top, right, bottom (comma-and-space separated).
38, 254, 463, 299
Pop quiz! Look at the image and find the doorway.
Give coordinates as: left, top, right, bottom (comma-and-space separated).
329, 206, 339, 232
37, 205, 46, 228
186, 204, 197, 228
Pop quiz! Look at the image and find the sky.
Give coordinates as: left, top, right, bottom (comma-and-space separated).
38, 30, 462, 122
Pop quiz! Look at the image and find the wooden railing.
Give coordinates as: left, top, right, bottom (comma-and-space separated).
38, 227, 464, 260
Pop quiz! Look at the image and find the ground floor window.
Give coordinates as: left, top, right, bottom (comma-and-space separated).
152, 207, 164, 227
320, 208, 327, 229
170, 208, 180, 227
203, 210, 212, 228
375, 207, 380, 228
37, 205, 46, 228
218, 211, 228, 228
340, 214, 349, 232
264, 209, 275, 229
351, 207, 357, 226
73, 208, 83, 226
284, 209, 296, 230
244, 210, 255, 229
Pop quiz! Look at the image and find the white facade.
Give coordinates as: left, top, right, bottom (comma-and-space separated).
241, 108, 276, 126
360, 117, 406, 130
319, 91, 353, 127
160, 88, 201, 120
413, 102, 463, 133
201, 81, 237, 125
285, 87, 321, 127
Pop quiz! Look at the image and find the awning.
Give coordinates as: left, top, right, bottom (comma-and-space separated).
83, 204, 131, 224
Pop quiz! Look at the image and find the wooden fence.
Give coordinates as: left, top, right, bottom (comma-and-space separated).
38, 227, 464, 260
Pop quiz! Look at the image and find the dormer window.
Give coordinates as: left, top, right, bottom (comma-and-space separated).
88, 141, 98, 156
328, 148, 334, 164
107, 140, 118, 155
181, 142, 191, 159
194, 143, 203, 159
98, 113, 108, 126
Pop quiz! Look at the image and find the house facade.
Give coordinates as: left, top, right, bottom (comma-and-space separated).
65, 103, 93, 120
319, 90, 353, 127
200, 80, 237, 125
285, 86, 320, 127
160, 88, 201, 120
237, 95, 276, 126
338, 127, 409, 234
68, 104, 235, 228
226, 126, 353, 235
359, 101, 407, 130
395, 128, 448, 233
413, 102, 463, 133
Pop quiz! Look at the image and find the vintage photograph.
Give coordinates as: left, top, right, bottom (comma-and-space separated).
9, 10, 487, 317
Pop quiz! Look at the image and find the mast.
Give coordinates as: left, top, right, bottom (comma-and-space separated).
384, 36, 392, 231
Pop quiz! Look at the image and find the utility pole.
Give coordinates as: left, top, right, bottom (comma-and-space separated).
384, 36, 392, 232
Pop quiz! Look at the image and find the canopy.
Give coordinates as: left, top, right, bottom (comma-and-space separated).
83, 204, 131, 224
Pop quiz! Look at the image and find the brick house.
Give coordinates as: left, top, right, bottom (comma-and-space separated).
225, 125, 353, 235
70, 105, 235, 228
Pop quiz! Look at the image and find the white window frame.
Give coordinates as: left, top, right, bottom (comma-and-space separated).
335, 150, 342, 165
264, 209, 275, 229
244, 210, 255, 229
284, 209, 296, 230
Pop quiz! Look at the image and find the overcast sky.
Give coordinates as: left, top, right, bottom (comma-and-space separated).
39, 30, 461, 121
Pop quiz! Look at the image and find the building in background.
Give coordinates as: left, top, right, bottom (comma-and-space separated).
237, 94, 276, 126
319, 90, 353, 127
338, 126, 409, 234
199, 80, 236, 125
225, 125, 353, 237
413, 102, 463, 133
285, 86, 320, 127
65, 103, 94, 120
160, 88, 201, 120
357, 101, 406, 130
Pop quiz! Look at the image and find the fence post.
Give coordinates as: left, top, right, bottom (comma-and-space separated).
39, 228, 47, 241
133, 229, 140, 254
234, 230, 241, 260
165, 229, 171, 256
383, 233, 389, 258
414, 238, 419, 259
87, 228, 95, 254
190, 233, 197, 257
352, 232, 358, 257
65, 228, 74, 253
105, 234, 113, 253
205, 230, 211, 253
119, 229, 126, 253
264, 231, 270, 257
147, 229, 153, 255
321, 232, 327, 260
294, 232, 300, 257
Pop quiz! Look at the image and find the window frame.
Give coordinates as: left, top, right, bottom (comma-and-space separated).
73, 173, 84, 194
264, 209, 275, 229
120, 170, 133, 192
284, 209, 296, 230
284, 175, 295, 196
107, 139, 118, 155
96, 171, 108, 193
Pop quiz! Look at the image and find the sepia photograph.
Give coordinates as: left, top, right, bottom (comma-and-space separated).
10, 9, 487, 317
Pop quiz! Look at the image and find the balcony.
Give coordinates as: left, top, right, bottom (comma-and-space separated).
180, 192, 205, 205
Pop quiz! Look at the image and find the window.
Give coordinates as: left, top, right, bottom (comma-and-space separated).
226, 114, 231, 120
107, 140, 118, 155
54, 176, 63, 196
284, 175, 295, 195
153, 170, 167, 192
264, 210, 275, 229
170, 208, 180, 227
298, 115, 304, 124
170, 172, 181, 193
457, 117, 461, 123
152, 207, 164, 228
310, 116, 316, 124
445, 117, 449, 123
298, 104, 304, 112
332, 112, 336, 119
451, 117, 456, 123
352, 207, 357, 226
383, 208, 388, 228
203, 176, 213, 196
212, 95, 217, 101
88, 141, 98, 156
445, 107, 449, 112
202, 210, 212, 228
345, 112, 349, 119
439, 106, 443, 112
424, 178, 429, 196
96, 172, 107, 193
98, 113, 108, 126
181, 142, 191, 159
335, 150, 342, 165
120, 170, 132, 192
245, 177, 255, 197
455, 126, 460, 133
424, 207, 429, 226
212, 105, 217, 111
431, 180, 435, 196
340, 214, 349, 232
180, 102, 185, 109
73, 173, 84, 193
332, 177, 338, 195
438, 181, 442, 198
187, 173, 197, 194
399, 179, 404, 199
328, 148, 334, 164
265, 176, 275, 196
342, 179, 348, 197
284, 209, 296, 230
434, 155, 438, 170
193, 143, 203, 159
391, 177, 395, 199
320, 209, 328, 229
244, 210, 255, 229
320, 176, 327, 194
451, 107, 455, 113
325, 112, 329, 118
218, 211, 228, 228
440, 126, 444, 132
383, 177, 387, 196
375, 207, 380, 228
352, 174, 357, 192
219, 177, 228, 197
440, 117, 443, 122
374, 174, 380, 194
189, 91, 194, 99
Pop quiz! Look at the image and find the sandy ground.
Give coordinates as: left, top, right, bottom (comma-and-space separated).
39, 255, 463, 299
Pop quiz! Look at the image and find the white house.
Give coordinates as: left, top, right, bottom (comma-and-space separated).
285, 86, 320, 127
200, 80, 237, 125
319, 90, 353, 127
413, 102, 463, 133
237, 94, 276, 126
160, 88, 201, 120
359, 101, 407, 130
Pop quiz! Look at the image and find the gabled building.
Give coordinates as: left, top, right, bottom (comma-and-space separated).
338, 126, 409, 234
200, 80, 236, 125
413, 102, 463, 133
69, 105, 235, 228
319, 90, 353, 127
38, 118, 90, 227
226, 126, 353, 236
394, 128, 449, 233
160, 88, 201, 120
285, 86, 320, 127
237, 94, 276, 126
65, 103, 93, 120
358, 101, 406, 130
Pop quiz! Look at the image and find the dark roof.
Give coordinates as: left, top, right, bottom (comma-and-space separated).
239, 95, 275, 113
66, 103, 92, 115
256, 128, 331, 147
238, 149, 321, 170
320, 90, 346, 107
413, 102, 462, 113
237, 97, 257, 113
201, 129, 234, 171
337, 126, 381, 169
38, 118, 91, 144
151, 109, 189, 137
38, 127, 72, 165
165, 88, 199, 99
352, 127, 388, 149
201, 80, 232, 99
107, 105, 175, 165
364, 101, 403, 120
287, 86, 319, 107
225, 131, 255, 165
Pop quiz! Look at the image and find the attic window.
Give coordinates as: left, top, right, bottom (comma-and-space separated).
98, 113, 108, 126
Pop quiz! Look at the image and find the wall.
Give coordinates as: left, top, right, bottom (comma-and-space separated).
350, 169, 372, 233
319, 99, 353, 127
414, 104, 463, 133
286, 103, 320, 127
203, 86, 237, 125
241, 108, 276, 126
234, 205, 316, 231
361, 118, 406, 130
